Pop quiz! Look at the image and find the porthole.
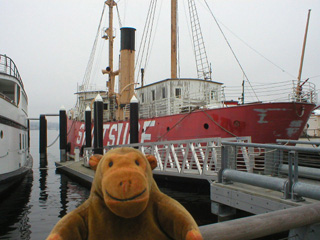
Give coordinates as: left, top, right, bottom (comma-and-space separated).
0, 130, 3, 139
233, 120, 240, 127
204, 123, 209, 129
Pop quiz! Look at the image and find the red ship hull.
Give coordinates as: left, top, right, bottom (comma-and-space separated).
67, 102, 315, 154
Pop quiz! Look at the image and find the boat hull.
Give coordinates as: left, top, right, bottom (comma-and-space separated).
67, 102, 315, 154
0, 54, 31, 196
0, 155, 33, 196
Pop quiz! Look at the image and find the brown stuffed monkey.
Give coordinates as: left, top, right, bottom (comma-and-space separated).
47, 147, 203, 240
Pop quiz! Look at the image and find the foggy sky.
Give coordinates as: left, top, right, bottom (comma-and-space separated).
1, 0, 319, 120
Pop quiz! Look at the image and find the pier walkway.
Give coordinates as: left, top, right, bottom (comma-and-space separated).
56, 137, 320, 239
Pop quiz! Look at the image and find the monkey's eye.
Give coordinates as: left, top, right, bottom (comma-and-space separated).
135, 160, 140, 166
108, 161, 113, 167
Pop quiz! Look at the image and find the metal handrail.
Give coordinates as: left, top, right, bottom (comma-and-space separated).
200, 202, 320, 240
0, 54, 24, 90
277, 139, 320, 146
220, 141, 320, 201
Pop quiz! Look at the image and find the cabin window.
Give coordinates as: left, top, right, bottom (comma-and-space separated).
104, 103, 108, 110
141, 93, 144, 103
162, 87, 166, 99
210, 90, 218, 101
175, 88, 181, 98
151, 90, 155, 101
16, 85, 21, 105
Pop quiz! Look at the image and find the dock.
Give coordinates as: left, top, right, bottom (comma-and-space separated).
56, 137, 320, 239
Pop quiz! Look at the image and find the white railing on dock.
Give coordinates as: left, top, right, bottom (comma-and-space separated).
101, 137, 251, 181
83, 137, 320, 202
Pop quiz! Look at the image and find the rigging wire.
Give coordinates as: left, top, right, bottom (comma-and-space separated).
144, 0, 164, 79
91, 38, 106, 85
135, 0, 158, 83
135, 0, 155, 73
81, 3, 106, 89
182, 0, 196, 65
309, 74, 320, 79
203, 0, 259, 101
143, 0, 158, 74
197, 0, 296, 79
116, 3, 123, 28
217, 21, 296, 79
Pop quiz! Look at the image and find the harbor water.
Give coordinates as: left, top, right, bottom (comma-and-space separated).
0, 129, 216, 239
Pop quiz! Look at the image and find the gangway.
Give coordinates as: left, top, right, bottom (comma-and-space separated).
98, 137, 252, 181
80, 137, 320, 239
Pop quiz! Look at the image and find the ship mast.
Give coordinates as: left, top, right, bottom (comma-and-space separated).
296, 9, 311, 99
171, 0, 177, 79
102, 0, 118, 96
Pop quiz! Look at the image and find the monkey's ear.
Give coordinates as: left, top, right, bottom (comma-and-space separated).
145, 154, 157, 170
89, 154, 103, 171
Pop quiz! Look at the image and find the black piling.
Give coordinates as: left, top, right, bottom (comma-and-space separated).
94, 95, 103, 154
130, 96, 139, 144
39, 114, 47, 166
85, 106, 92, 148
59, 107, 67, 162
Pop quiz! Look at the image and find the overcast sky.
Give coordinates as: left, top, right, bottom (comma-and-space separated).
1, 0, 319, 119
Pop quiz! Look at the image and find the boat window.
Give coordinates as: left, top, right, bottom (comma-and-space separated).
141, 93, 144, 103
0, 79, 15, 103
19, 134, 22, 150
16, 84, 20, 105
210, 90, 217, 100
104, 103, 108, 110
151, 90, 155, 101
162, 87, 166, 99
175, 88, 181, 98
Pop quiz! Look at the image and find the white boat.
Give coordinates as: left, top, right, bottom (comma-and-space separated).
0, 54, 32, 195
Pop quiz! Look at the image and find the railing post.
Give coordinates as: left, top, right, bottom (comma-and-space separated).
218, 145, 228, 183
285, 151, 295, 199
292, 151, 304, 202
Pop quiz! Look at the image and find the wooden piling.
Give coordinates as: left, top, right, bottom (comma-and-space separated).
59, 106, 67, 162
94, 95, 103, 154
130, 95, 139, 144
85, 106, 92, 148
39, 114, 47, 165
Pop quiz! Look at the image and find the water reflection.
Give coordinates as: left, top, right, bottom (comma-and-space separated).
39, 168, 48, 202
59, 174, 69, 218
0, 171, 33, 239
0, 130, 218, 239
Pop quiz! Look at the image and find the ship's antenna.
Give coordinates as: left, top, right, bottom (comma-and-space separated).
296, 9, 311, 100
